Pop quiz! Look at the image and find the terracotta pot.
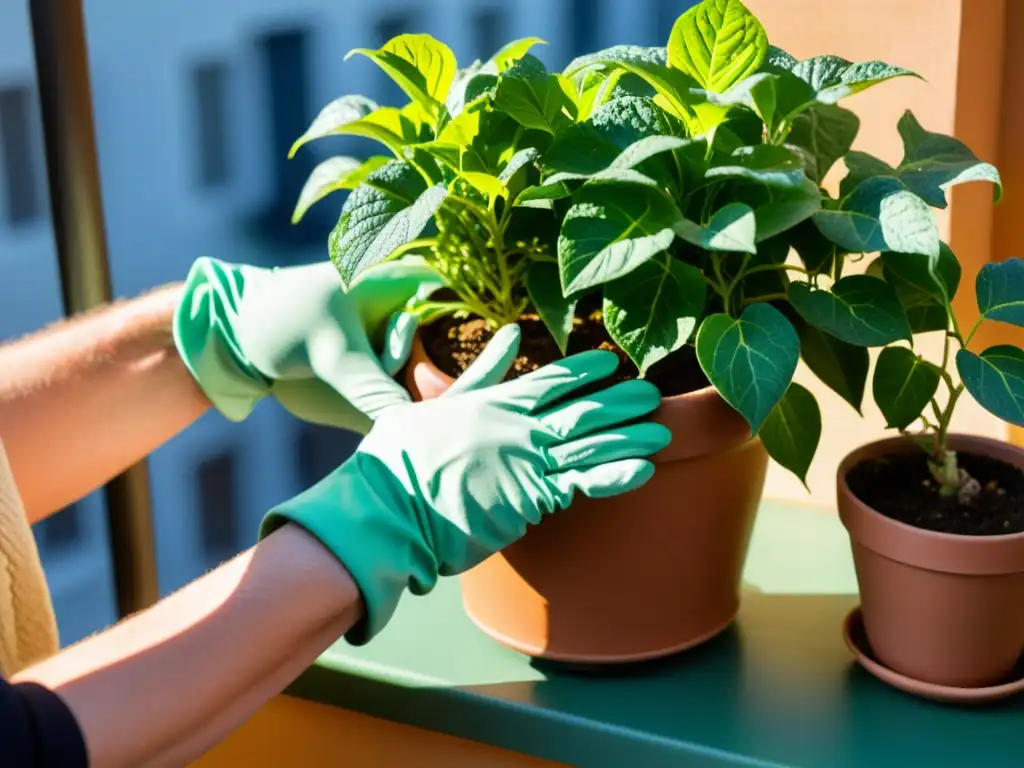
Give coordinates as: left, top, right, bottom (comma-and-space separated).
838, 435, 1024, 688
406, 332, 769, 664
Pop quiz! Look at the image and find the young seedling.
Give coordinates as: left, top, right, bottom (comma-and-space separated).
872, 254, 1024, 503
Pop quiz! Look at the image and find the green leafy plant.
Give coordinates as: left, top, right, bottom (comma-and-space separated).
289, 33, 571, 331
870, 255, 1024, 502
291, 0, 1003, 488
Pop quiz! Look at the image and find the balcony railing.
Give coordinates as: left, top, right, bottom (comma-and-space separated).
28, 0, 159, 617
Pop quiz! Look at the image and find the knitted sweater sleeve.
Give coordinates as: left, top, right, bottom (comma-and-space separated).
0, 439, 59, 677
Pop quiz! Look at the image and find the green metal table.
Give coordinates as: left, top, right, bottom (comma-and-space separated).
287, 502, 1022, 767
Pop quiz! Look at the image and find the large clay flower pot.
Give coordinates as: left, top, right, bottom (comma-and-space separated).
406, 333, 769, 664
838, 435, 1024, 688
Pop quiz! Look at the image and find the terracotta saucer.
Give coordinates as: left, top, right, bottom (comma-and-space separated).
842, 606, 1024, 705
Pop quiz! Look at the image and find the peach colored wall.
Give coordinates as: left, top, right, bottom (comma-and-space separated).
745, 0, 1010, 506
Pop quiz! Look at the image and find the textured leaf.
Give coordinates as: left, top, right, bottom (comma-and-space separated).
812, 176, 940, 258
541, 96, 683, 177
696, 303, 800, 434
796, 321, 869, 412
674, 202, 757, 254
557, 179, 682, 294
493, 54, 571, 134
668, 0, 769, 93
786, 104, 860, 183
564, 45, 668, 77
873, 346, 940, 430
581, 57, 704, 124
292, 155, 390, 223
346, 34, 456, 120
957, 346, 1024, 427
760, 45, 798, 75
604, 255, 707, 375
760, 383, 821, 485
788, 275, 911, 346
896, 110, 1003, 208
706, 144, 806, 188
330, 161, 447, 286
526, 262, 576, 354
791, 55, 920, 103
977, 258, 1024, 328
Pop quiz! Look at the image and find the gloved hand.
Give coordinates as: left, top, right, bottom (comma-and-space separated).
173, 256, 441, 433
260, 325, 672, 644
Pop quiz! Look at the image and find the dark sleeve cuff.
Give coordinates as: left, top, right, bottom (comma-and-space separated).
1, 678, 89, 767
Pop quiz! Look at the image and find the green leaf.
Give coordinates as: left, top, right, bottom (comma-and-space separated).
674, 202, 757, 254
731, 177, 822, 241
564, 45, 667, 76
788, 275, 911, 346
812, 176, 940, 258
604, 255, 707, 375
896, 110, 1003, 208
557, 179, 682, 294
526, 262, 576, 354
838, 151, 896, 199
329, 161, 447, 286
958, 346, 1024, 427
706, 144, 807, 188
668, 0, 769, 93
977, 258, 1024, 327
580, 57, 704, 125
760, 45, 798, 75
345, 34, 456, 121
696, 303, 800, 434
881, 241, 961, 306
456, 172, 508, 206
759, 382, 821, 485
541, 96, 683, 178
791, 55, 920, 103
786, 104, 860, 183
797, 321, 869, 412
872, 346, 941, 430
292, 155, 390, 223
701, 72, 780, 126
291, 96, 393, 157
491, 37, 547, 72
493, 54, 571, 134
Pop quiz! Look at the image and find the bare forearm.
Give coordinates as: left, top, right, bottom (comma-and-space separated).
0, 285, 210, 521
14, 523, 363, 767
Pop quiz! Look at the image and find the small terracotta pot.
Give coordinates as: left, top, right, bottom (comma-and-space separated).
406, 333, 769, 664
838, 435, 1024, 688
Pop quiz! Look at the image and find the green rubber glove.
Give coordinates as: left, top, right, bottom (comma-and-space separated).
260, 325, 672, 644
173, 256, 442, 433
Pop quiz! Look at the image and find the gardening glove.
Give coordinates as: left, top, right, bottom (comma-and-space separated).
173, 255, 443, 433
259, 324, 673, 644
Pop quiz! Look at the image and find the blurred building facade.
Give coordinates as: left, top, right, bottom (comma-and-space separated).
0, 0, 695, 643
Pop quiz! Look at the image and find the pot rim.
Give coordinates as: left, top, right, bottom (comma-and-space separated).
837, 433, 1024, 575
407, 330, 755, 463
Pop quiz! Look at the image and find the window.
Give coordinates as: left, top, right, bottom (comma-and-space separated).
195, 451, 240, 560
192, 62, 230, 187
570, 0, 600, 56
473, 7, 504, 62
295, 424, 360, 490
35, 503, 82, 551
0, 85, 41, 224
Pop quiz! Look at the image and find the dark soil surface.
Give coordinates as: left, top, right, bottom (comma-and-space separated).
846, 451, 1024, 536
420, 310, 709, 398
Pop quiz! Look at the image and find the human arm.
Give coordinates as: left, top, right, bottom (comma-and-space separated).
13, 522, 364, 768
0, 284, 210, 523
